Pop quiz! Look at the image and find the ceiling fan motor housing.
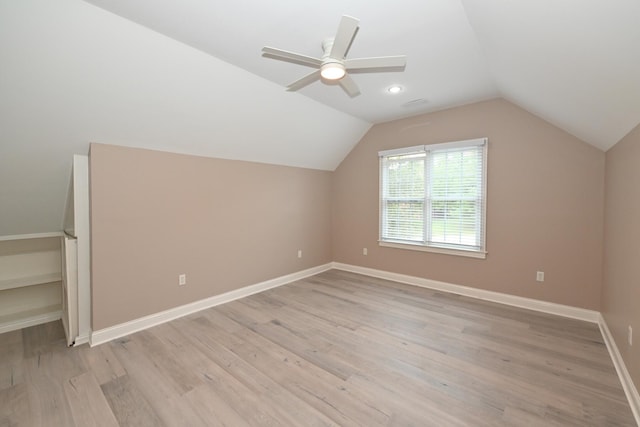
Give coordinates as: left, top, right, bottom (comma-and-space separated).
320, 38, 346, 80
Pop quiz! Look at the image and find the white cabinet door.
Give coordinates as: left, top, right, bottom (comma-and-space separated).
61, 236, 78, 346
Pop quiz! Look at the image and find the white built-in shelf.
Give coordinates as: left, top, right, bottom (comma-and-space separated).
0, 232, 63, 334
0, 272, 62, 292
0, 304, 62, 334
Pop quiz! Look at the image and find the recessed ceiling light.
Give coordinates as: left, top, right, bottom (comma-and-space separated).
387, 85, 403, 94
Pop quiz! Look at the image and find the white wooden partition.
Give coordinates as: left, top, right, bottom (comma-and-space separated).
61, 154, 91, 345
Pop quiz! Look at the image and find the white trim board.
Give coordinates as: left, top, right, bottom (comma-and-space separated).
72, 154, 92, 345
331, 262, 638, 425
74, 332, 91, 346
90, 263, 332, 347
331, 263, 599, 323
598, 314, 640, 425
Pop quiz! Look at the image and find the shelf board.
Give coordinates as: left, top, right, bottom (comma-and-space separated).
0, 273, 62, 291
0, 232, 63, 242
0, 304, 62, 334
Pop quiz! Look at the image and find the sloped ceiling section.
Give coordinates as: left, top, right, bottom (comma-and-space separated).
462, 0, 640, 148
83, 0, 640, 151
0, 0, 371, 236
83, 0, 500, 125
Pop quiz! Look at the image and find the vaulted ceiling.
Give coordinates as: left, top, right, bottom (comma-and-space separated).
85, 0, 640, 149
1, 0, 639, 236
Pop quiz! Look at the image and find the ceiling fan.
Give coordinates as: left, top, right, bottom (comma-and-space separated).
262, 15, 407, 97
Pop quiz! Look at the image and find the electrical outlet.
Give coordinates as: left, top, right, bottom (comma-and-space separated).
629, 325, 633, 346
536, 271, 544, 282
179, 274, 186, 286
363, 247, 368, 256
297, 250, 302, 259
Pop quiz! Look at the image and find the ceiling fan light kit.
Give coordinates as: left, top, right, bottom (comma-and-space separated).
262, 15, 406, 97
320, 62, 346, 80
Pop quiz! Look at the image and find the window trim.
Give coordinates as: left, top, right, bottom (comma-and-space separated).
378, 240, 487, 259
378, 138, 488, 259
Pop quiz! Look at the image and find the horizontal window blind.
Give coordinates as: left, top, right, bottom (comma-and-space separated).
379, 138, 487, 254
380, 151, 426, 242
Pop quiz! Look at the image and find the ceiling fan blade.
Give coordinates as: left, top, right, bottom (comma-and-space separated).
286, 70, 322, 91
339, 74, 360, 97
345, 55, 407, 71
262, 47, 322, 68
329, 15, 359, 59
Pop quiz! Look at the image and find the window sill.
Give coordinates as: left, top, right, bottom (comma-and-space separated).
379, 240, 487, 259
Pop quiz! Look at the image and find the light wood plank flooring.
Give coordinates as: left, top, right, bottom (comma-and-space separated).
1, 270, 636, 426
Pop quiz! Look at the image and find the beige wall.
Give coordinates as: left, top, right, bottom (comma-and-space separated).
90, 143, 332, 330
332, 99, 605, 309
603, 123, 640, 389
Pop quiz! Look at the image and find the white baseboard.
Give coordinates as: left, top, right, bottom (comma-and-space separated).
331, 262, 600, 323
598, 314, 640, 425
90, 263, 333, 347
73, 332, 91, 346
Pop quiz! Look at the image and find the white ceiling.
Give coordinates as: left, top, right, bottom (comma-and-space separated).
463, 0, 640, 150
0, 0, 370, 235
85, 0, 500, 125
85, 0, 640, 150
1, 0, 639, 236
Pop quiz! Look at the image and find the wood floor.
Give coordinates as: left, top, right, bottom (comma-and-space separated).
0, 270, 636, 426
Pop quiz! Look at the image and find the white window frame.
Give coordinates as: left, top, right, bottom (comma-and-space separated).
378, 138, 488, 259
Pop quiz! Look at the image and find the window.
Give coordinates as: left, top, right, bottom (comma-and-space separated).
379, 138, 487, 258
